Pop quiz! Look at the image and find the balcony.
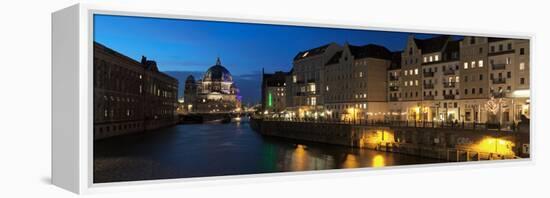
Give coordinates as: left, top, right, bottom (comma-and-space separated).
492, 78, 506, 84
443, 69, 456, 75
443, 82, 456, 88
307, 79, 316, 83
423, 71, 434, 77
295, 92, 306, 96
424, 95, 435, 100
389, 76, 399, 81
423, 83, 434, 89
444, 94, 455, 100
389, 96, 399, 101
389, 86, 399, 91
492, 63, 506, 70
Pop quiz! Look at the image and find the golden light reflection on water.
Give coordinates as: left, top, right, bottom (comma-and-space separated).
372, 155, 385, 167
343, 154, 359, 168
291, 144, 308, 171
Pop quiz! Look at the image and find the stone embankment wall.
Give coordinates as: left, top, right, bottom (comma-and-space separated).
252, 118, 530, 161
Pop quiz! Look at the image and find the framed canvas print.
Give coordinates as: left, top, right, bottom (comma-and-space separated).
52, 3, 533, 194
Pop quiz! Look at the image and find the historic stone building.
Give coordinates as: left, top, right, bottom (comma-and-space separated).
386, 35, 530, 125
287, 43, 341, 117
323, 44, 393, 120
261, 71, 288, 114
277, 34, 529, 128
487, 38, 530, 123
93, 42, 179, 140
458, 36, 490, 123
183, 58, 241, 113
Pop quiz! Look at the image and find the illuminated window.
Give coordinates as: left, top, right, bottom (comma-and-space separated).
471, 61, 476, 68
414, 69, 418, 75
410, 81, 414, 86
478, 60, 484, 67
455, 76, 460, 82
506, 57, 512, 64
429, 56, 433, 62
139, 74, 142, 79
311, 97, 316, 106
423, 57, 427, 63
520, 62, 525, 70
435, 55, 439, 61
309, 84, 316, 92
464, 62, 469, 69
404, 81, 408, 86
292, 75, 297, 83
359, 72, 363, 77
415, 80, 418, 86
302, 52, 309, 58
326, 86, 329, 91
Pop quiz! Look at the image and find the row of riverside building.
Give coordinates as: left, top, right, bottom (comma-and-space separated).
93, 42, 179, 140
262, 35, 530, 126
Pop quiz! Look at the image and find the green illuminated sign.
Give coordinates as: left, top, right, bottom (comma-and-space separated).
268, 92, 273, 107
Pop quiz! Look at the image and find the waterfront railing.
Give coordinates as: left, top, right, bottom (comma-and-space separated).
261, 117, 520, 132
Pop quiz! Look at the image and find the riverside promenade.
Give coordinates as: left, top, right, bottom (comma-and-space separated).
251, 117, 530, 161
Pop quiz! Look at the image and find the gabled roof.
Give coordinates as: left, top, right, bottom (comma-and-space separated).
348, 44, 392, 60
293, 44, 331, 61
414, 35, 450, 54
488, 37, 508, 43
325, 44, 392, 66
325, 51, 343, 66
389, 51, 402, 70
141, 56, 159, 72
441, 39, 460, 61
263, 71, 288, 86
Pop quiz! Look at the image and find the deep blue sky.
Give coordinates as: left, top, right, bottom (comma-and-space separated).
93, 14, 442, 103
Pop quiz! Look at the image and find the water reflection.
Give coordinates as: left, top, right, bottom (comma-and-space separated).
372, 155, 385, 167
343, 154, 359, 168
94, 122, 441, 183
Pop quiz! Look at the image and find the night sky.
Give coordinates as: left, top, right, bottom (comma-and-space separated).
94, 14, 442, 104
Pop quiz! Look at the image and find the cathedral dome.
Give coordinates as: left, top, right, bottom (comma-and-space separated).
203, 58, 233, 82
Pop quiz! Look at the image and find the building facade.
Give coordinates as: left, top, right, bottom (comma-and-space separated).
269, 34, 529, 128
93, 42, 179, 140
323, 44, 393, 120
261, 71, 288, 114
287, 43, 341, 117
386, 35, 530, 126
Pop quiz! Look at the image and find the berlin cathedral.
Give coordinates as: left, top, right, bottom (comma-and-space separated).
183, 58, 241, 113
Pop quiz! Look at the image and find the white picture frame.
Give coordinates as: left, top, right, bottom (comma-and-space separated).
52, 3, 534, 194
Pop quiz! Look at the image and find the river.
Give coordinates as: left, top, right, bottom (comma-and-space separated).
94, 120, 442, 183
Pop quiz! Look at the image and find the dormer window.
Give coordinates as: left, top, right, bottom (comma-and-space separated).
302, 52, 309, 58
